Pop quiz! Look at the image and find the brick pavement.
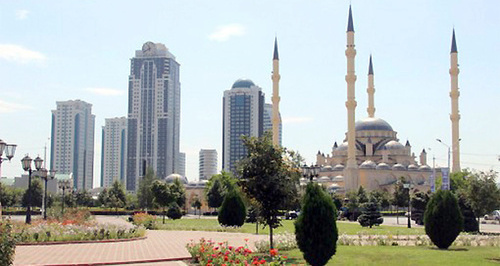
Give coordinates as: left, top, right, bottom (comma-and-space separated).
14, 230, 268, 265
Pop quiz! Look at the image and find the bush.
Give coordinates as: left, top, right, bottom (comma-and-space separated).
132, 212, 156, 229
0, 220, 16, 266
218, 189, 246, 227
424, 190, 463, 249
457, 194, 479, 232
357, 201, 383, 228
295, 182, 338, 266
166, 203, 182, 220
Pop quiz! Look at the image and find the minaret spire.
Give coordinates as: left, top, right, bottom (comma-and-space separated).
271, 37, 281, 146
450, 29, 461, 172
345, 5, 358, 191
367, 55, 375, 117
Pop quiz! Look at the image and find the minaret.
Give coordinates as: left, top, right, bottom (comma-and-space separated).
344, 5, 358, 191
271, 37, 281, 146
367, 55, 375, 118
450, 29, 461, 172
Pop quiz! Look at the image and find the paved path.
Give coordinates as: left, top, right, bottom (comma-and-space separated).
14, 230, 268, 265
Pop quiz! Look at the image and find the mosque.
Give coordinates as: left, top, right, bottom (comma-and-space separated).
310, 6, 461, 194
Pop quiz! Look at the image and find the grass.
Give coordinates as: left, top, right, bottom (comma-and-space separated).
153, 218, 425, 235
283, 246, 500, 265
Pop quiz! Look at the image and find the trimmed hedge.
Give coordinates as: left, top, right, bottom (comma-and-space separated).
424, 190, 463, 249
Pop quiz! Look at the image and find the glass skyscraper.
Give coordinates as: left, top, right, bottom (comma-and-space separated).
222, 79, 264, 172
126, 42, 181, 191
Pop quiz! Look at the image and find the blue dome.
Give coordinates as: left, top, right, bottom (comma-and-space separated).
232, 79, 255, 89
355, 117, 393, 131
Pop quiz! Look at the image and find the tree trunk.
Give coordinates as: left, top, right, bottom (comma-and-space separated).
255, 221, 259, 235
163, 207, 166, 224
477, 217, 481, 233
270, 225, 274, 249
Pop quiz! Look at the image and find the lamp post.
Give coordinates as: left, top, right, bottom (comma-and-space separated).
21, 155, 43, 224
403, 183, 412, 229
0, 139, 17, 217
38, 168, 56, 219
302, 164, 320, 182
436, 139, 451, 190
436, 139, 451, 172
58, 179, 72, 216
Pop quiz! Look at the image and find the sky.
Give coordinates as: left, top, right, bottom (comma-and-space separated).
0, 1, 499, 186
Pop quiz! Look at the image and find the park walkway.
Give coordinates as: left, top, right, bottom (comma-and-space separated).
14, 216, 268, 266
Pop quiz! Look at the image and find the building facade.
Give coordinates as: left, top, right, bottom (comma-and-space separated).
50, 100, 95, 190
222, 79, 264, 172
199, 149, 217, 181
177, 152, 186, 177
263, 103, 282, 146
126, 42, 181, 191
101, 117, 127, 188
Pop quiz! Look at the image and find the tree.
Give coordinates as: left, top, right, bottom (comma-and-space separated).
151, 180, 173, 223
137, 167, 157, 211
344, 190, 360, 221
295, 182, 338, 266
358, 200, 383, 228
392, 177, 409, 224
22, 179, 43, 208
191, 196, 202, 217
218, 189, 247, 227
238, 133, 299, 249
465, 170, 500, 231
357, 186, 369, 204
108, 181, 127, 212
75, 189, 93, 207
410, 191, 430, 225
450, 170, 471, 192
205, 178, 224, 210
369, 190, 391, 210
424, 190, 463, 249
167, 202, 182, 220
98, 188, 109, 207
170, 178, 186, 209
456, 192, 479, 232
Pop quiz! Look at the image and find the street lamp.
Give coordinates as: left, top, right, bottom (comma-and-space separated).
436, 139, 451, 172
58, 178, 72, 216
302, 164, 320, 182
403, 183, 412, 229
21, 155, 43, 224
436, 139, 451, 190
38, 168, 56, 220
0, 139, 17, 216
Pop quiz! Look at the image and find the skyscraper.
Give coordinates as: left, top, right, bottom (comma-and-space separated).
263, 103, 282, 146
50, 100, 95, 190
177, 152, 186, 177
222, 79, 264, 172
126, 42, 181, 191
199, 149, 217, 181
101, 117, 127, 188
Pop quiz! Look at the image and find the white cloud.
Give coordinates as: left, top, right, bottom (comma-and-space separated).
0, 44, 46, 63
16, 10, 29, 20
85, 87, 125, 96
209, 24, 245, 42
0, 100, 33, 113
282, 116, 314, 124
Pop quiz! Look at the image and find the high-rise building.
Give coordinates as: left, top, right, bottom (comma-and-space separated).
222, 79, 265, 172
126, 42, 181, 191
177, 152, 186, 177
199, 149, 217, 181
263, 103, 282, 146
101, 117, 127, 188
50, 100, 95, 190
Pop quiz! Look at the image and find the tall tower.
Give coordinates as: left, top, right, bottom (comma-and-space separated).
126, 42, 181, 191
271, 38, 281, 146
199, 149, 218, 181
263, 103, 282, 146
101, 117, 127, 188
449, 30, 461, 173
50, 100, 95, 190
367, 55, 375, 118
344, 5, 358, 191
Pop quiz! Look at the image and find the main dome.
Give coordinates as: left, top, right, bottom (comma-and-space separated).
232, 79, 255, 89
355, 117, 393, 131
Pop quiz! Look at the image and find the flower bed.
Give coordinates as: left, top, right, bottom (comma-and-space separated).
186, 238, 288, 265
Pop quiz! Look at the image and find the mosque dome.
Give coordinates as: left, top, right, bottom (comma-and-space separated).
392, 163, 407, 171
336, 142, 348, 151
408, 164, 419, 171
384, 140, 405, 150
322, 165, 333, 171
360, 160, 377, 169
355, 117, 394, 131
232, 79, 255, 89
165, 173, 188, 184
333, 164, 345, 171
332, 175, 344, 182
419, 165, 432, 171
299, 177, 308, 183
376, 162, 391, 170
319, 176, 331, 182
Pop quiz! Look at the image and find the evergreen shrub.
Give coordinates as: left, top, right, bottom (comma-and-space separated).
357, 201, 383, 228
166, 203, 182, 220
218, 189, 246, 227
424, 190, 463, 249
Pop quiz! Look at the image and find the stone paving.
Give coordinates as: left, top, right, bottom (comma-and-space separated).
14, 216, 268, 266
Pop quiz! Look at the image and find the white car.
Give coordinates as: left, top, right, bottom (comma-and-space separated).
484, 210, 500, 221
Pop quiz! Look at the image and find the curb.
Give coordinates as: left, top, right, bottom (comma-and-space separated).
43, 257, 192, 266
17, 236, 147, 246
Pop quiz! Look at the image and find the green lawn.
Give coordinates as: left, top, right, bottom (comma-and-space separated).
153, 218, 425, 235
283, 246, 500, 265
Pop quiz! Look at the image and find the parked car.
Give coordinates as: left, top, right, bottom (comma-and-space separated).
285, 211, 299, 220
484, 210, 500, 221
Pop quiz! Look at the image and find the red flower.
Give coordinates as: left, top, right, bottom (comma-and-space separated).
270, 248, 278, 256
